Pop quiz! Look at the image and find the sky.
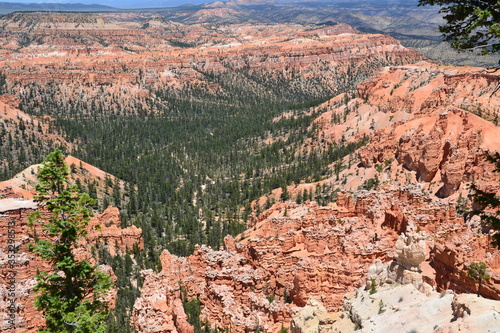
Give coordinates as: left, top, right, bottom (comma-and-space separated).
2, 0, 210, 8
1, 0, 420, 9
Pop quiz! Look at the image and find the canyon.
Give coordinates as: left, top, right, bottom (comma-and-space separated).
131, 62, 500, 332
0, 12, 422, 106
0, 7, 498, 333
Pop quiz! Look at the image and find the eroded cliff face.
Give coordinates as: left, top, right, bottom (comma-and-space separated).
132, 61, 500, 332
133, 185, 500, 332
0, 13, 418, 83
305, 62, 500, 300
291, 233, 500, 333
309, 62, 500, 198
0, 179, 143, 331
291, 283, 500, 333
358, 65, 499, 195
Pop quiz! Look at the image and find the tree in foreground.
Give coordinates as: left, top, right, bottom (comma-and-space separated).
28, 149, 112, 332
468, 261, 491, 297
419, 0, 500, 54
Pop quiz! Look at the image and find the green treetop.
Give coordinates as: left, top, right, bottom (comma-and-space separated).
468, 261, 491, 297
419, 0, 500, 55
28, 149, 112, 333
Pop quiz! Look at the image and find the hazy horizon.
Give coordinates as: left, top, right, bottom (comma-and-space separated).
0, 0, 420, 9
0, 0, 208, 8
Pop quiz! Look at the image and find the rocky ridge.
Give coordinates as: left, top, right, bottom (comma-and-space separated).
132, 183, 500, 332
290, 62, 500, 299
355, 63, 500, 196
0, 12, 423, 118
155, 0, 500, 67
291, 282, 500, 333
317, 62, 500, 198
260, 62, 500, 210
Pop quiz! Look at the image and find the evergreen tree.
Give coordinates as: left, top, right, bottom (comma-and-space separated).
467, 261, 491, 297
419, 0, 500, 54
28, 149, 112, 333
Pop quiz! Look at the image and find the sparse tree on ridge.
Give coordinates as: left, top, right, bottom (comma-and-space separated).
468, 261, 491, 297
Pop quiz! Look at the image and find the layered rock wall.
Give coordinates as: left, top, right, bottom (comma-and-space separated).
352, 63, 500, 198
133, 184, 500, 332
0, 13, 423, 120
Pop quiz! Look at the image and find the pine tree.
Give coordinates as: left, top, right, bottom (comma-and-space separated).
468, 262, 491, 297
28, 149, 112, 333
418, 0, 500, 54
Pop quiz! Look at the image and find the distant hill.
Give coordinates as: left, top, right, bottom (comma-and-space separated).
150, 0, 499, 67
0, 1, 116, 14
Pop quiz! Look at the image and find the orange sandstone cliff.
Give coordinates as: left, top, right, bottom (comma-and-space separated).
0, 13, 423, 120
132, 185, 500, 332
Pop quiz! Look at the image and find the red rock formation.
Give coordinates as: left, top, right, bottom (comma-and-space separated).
299, 61, 500, 308
83, 206, 144, 256
0, 188, 48, 331
302, 62, 500, 209
0, 12, 423, 122
133, 182, 500, 332
0, 181, 142, 331
350, 63, 500, 197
